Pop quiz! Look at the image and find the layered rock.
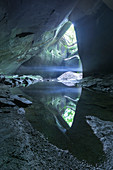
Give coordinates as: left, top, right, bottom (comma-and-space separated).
1, 0, 113, 77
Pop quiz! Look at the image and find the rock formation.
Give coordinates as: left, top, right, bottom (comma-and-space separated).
0, 0, 113, 77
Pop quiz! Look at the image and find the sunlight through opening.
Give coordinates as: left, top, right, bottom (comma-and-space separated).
57, 22, 83, 87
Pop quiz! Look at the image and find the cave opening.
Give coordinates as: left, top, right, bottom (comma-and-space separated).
1, 1, 113, 168
15, 22, 83, 83
56, 22, 83, 85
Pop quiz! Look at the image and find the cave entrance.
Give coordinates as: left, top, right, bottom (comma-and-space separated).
56, 22, 83, 84
15, 22, 83, 82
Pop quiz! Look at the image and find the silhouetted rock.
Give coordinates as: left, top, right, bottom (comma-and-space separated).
4, 79, 12, 85
0, 75, 5, 83
23, 78, 32, 86
17, 107, 25, 115
0, 94, 9, 98
76, 74, 113, 93
0, 98, 15, 107
11, 95, 32, 107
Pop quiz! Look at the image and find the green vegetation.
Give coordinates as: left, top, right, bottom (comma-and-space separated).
60, 24, 78, 51
62, 108, 75, 127
59, 23, 81, 63
62, 24, 77, 46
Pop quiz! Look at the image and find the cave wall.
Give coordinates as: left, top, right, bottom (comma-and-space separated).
0, 0, 113, 76
70, 2, 113, 76
0, 0, 75, 74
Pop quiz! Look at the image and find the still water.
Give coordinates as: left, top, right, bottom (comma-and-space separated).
17, 81, 113, 166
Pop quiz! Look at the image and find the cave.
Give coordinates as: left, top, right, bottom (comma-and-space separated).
15, 21, 83, 80
0, 0, 113, 169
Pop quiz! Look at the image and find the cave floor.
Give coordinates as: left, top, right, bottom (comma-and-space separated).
0, 80, 113, 169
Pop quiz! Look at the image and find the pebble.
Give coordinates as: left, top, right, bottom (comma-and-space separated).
17, 108, 25, 115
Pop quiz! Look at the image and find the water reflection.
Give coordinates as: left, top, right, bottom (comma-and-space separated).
18, 82, 83, 159
18, 81, 111, 165
22, 82, 81, 130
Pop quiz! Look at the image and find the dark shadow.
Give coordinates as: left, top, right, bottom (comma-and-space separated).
16, 32, 34, 38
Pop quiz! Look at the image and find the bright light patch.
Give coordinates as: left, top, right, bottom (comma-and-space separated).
59, 22, 83, 81
63, 24, 77, 46
62, 108, 75, 127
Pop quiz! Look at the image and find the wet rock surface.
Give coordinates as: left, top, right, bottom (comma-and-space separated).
75, 74, 113, 93
86, 116, 113, 169
57, 72, 82, 86
0, 82, 32, 116
0, 74, 43, 87
0, 75, 5, 83
0, 98, 16, 107
10, 95, 32, 108
0, 93, 32, 110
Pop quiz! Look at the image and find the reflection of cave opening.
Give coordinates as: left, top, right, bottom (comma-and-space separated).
57, 22, 83, 83
55, 23, 82, 126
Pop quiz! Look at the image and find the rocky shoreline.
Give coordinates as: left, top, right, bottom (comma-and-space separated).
0, 82, 95, 170
0, 74, 113, 169
75, 74, 113, 94
0, 75, 43, 88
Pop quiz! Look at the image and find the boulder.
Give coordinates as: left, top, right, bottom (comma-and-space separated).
0, 75, 5, 83
17, 107, 25, 115
0, 98, 15, 107
0, 94, 9, 98
11, 95, 32, 107
4, 79, 12, 85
